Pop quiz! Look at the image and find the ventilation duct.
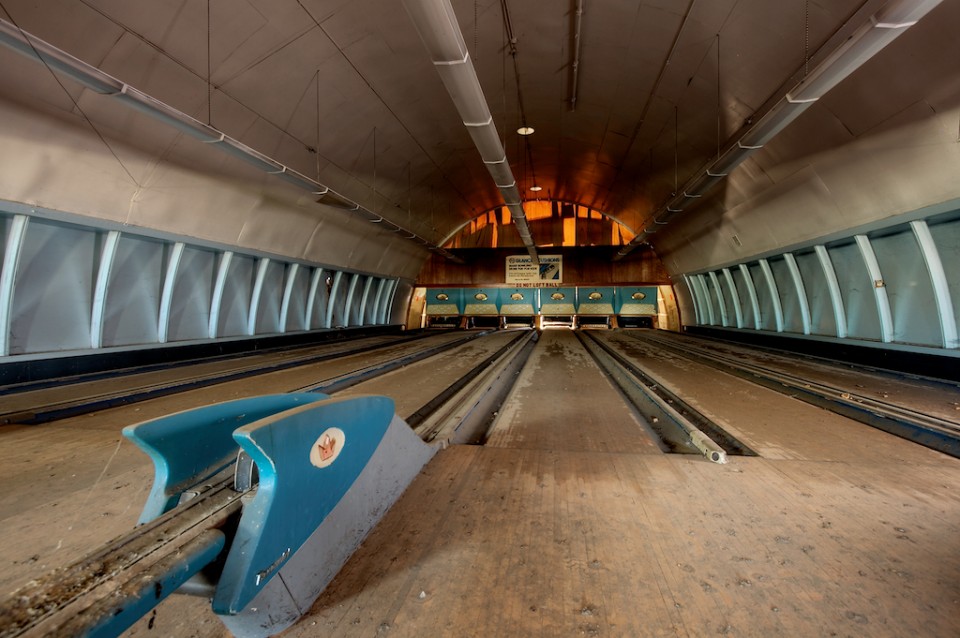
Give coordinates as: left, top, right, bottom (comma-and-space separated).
403, 0, 539, 264
615, 0, 943, 261
0, 19, 464, 264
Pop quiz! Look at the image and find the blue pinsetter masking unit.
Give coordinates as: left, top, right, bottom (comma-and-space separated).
539, 287, 577, 315
124, 393, 330, 523
120, 392, 435, 638
425, 288, 465, 316
576, 287, 617, 315
616, 287, 659, 316
499, 288, 536, 318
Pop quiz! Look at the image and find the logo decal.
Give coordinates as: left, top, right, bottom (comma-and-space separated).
310, 427, 345, 468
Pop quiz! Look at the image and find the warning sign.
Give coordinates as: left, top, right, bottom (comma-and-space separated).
506, 255, 562, 284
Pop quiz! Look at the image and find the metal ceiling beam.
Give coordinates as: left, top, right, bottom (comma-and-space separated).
437, 198, 638, 248
569, 0, 584, 112
0, 18, 465, 265
403, 0, 540, 265
614, 0, 944, 261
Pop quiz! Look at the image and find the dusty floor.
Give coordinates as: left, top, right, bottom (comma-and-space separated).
2, 330, 958, 636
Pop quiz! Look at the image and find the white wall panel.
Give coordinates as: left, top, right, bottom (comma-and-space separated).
910, 221, 956, 348
357, 276, 374, 326
102, 234, 164, 347
731, 266, 759, 329
676, 207, 960, 356
827, 241, 880, 341
253, 259, 285, 335
814, 245, 847, 339
308, 270, 332, 330
282, 264, 311, 333
342, 273, 361, 327
720, 269, 743, 329
694, 275, 712, 326
708, 271, 733, 328
793, 250, 835, 337
378, 279, 396, 325
749, 263, 773, 332
0, 206, 412, 360
390, 280, 412, 325
217, 254, 255, 338
927, 216, 960, 347
9, 219, 96, 354
678, 276, 700, 325
872, 230, 940, 346
371, 278, 388, 326
327, 271, 348, 329
167, 246, 216, 342
768, 257, 804, 334
0, 215, 28, 355
694, 274, 716, 325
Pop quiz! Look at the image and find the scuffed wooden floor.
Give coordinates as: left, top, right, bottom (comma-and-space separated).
2, 330, 959, 637
290, 445, 959, 637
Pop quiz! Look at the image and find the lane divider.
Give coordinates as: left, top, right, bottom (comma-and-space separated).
579, 331, 758, 462
633, 331, 960, 459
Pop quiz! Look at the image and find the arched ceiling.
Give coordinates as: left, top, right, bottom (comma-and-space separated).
0, 0, 956, 276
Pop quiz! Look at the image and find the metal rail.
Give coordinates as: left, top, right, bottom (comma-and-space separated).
406, 330, 529, 429
577, 331, 756, 461
0, 477, 240, 638
631, 331, 960, 458
415, 330, 539, 444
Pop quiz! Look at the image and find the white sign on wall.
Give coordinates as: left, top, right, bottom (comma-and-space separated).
506, 254, 562, 284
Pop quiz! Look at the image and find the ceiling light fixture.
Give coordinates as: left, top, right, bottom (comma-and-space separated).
517, 126, 534, 135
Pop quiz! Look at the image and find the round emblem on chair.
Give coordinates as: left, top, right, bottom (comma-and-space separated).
310, 428, 345, 468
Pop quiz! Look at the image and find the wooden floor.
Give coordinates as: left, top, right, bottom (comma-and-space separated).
299, 447, 959, 637
293, 331, 960, 637
485, 330, 663, 454
2, 330, 959, 637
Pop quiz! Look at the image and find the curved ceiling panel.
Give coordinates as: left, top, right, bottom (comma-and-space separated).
0, 0, 955, 279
